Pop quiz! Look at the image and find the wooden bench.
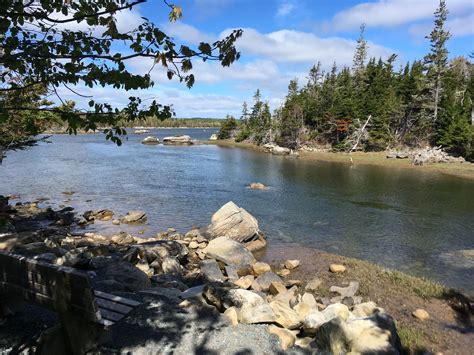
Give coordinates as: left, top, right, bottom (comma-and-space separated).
0, 251, 141, 354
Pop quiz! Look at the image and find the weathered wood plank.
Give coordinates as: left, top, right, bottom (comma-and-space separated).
95, 297, 132, 315
94, 290, 141, 307
98, 308, 125, 322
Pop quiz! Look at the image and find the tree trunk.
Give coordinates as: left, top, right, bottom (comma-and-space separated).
434, 72, 441, 123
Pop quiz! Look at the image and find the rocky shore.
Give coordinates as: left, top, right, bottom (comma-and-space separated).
0, 196, 472, 353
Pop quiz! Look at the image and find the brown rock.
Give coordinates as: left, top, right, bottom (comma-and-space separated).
269, 281, 287, 295
329, 264, 346, 273
224, 307, 239, 326
412, 309, 430, 321
270, 300, 302, 329
277, 269, 291, 277
284, 259, 300, 270
252, 261, 271, 276
234, 275, 253, 289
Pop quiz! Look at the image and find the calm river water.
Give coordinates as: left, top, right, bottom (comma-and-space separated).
1, 128, 473, 293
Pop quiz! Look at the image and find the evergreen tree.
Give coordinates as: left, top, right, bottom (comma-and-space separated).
424, 0, 451, 127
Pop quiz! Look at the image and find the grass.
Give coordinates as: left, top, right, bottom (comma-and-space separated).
397, 322, 426, 353
383, 270, 448, 300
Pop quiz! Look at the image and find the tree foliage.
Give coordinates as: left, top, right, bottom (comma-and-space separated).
0, 0, 242, 156
236, 0, 473, 160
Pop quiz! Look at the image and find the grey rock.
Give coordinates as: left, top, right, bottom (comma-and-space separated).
255, 271, 283, 292
200, 259, 225, 282
203, 237, 256, 266
330, 281, 359, 299
101, 261, 151, 292
120, 210, 147, 224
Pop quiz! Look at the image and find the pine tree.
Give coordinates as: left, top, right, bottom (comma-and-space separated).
424, 0, 451, 126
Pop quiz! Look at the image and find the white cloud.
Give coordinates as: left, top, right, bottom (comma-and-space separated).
276, 1, 296, 18
162, 22, 217, 44
409, 13, 474, 38
220, 28, 394, 68
329, 0, 473, 32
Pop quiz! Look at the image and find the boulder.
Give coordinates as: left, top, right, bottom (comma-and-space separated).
269, 281, 287, 295
224, 265, 239, 281
255, 271, 283, 292
142, 136, 160, 145
303, 310, 327, 334
270, 300, 302, 329
238, 304, 276, 324
294, 302, 312, 318
209, 134, 218, 141
313, 313, 401, 354
101, 262, 151, 292
120, 210, 147, 224
272, 146, 291, 155
226, 289, 266, 309
268, 325, 296, 351
224, 307, 239, 325
322, 303, 350, 322
161, 257, 182, 275
206, 201, 262, 244
203, 237, 256, 266
200, 259, 225, 282
330, 281, 359, 298
163, 135, 193, 145
252, 261, 271, 276
110, 232, 135, 245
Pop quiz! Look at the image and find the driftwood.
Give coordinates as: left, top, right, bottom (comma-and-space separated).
348, 115, 371, 152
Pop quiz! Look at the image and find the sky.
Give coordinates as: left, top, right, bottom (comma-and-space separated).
58, 0, 474, 118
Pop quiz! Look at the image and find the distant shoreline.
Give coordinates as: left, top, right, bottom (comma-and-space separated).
206, 139, 474, 181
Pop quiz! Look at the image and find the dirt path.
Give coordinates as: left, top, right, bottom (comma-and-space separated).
263, 244, 474, 354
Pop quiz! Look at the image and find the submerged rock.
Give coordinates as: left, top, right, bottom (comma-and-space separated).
120, 210, 147, 224
248, 182, 268, 190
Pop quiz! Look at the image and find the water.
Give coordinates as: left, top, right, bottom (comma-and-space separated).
1, 128, 473, 293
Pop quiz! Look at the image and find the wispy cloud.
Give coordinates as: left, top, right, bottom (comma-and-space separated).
327, 0, 473, 33
276, 0, 296, 18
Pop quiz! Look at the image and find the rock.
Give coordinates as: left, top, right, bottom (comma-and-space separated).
163, 135, 193, 145
285, 279, 303, 287
202, 283, 237, 311
276, 269, 290, 277
112, 219, 120, 225
272, 146, 291, 155
33, 253, 58, 264
224, 307, 239, 325
185, 229, 201, 239
181, 284, 205, 301
255, 271, 283, 292
101, 262, 151, 292
412, 308, 430, 321
234, 276, 253, 289
244, 236, 267, 253
120, 210, 147, 224
189, 241, 199, 249
294, 302, 312, 318
161, 257, 182, 275
305, 278, 322, 292
352, 302, 380, 318
268, 325, 296, 351
203, 237, 255, 266
150, 274, 188, 291
226, 289, 266, 309
209, 133, 218, 141
238, 304, 275, 324
200, 259, 225, 282
284, 259, 300, 270
273, 286, 298, 308
12, 242, 65, 257
269, 281, 287, 295
136, 260, 153, 277
330, 281, 359, 298
248, 183, 268, 190
134, 129, 149, 134
252, 261, 271, 276
111, 232, 135, 245
142, 136, 160, 145
303, 310, 327, 334
206, 201, 262, 244
323, 303, 350, 322
301, 293, 317, 308
224, 265, 239, 281
314, 313, 401, 354
329, 264, 346, 273
270, 300, 302, 329
139, 287, 182, 301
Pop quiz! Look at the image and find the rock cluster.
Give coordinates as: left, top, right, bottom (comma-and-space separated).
163, 135, 193, 145
387, 147, 466, 165
1, 197, 402, 353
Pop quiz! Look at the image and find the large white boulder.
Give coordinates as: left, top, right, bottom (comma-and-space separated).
206, 201, 262, 243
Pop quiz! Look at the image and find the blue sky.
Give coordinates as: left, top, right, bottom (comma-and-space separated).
58, 0, 474, 118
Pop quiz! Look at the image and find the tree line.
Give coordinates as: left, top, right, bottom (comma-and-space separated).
227, 1, 473, 160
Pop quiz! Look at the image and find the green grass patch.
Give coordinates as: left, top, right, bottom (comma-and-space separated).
397, 322, 426, 353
